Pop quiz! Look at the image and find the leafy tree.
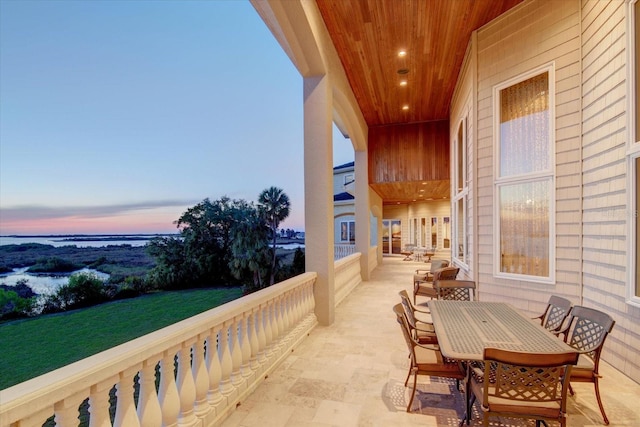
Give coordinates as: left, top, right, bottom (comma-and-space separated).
228, 201, 271, 293
258, 187, 291, 286
146, 236, 192, 290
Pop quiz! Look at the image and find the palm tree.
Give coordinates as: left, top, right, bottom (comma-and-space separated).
258, 187, 291, 285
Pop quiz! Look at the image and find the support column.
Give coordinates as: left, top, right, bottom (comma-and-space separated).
354, 149, 370, 280
304, 74, 335, 326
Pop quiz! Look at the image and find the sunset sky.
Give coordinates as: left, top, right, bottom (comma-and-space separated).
0, 0, 354, 236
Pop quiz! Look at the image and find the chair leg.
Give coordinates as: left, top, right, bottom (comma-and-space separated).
407, 369, 418, 412
593, 377, 610, 425
404, 366, 412, 387
568, 382, 575, 396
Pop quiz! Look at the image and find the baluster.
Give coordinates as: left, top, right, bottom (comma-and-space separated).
256, 305, 268, 366
89, 377, 116, 427
240, 313, 253, 378
206, 326, 224, 406
137, 359, 162, 427
113, 368, 141, 427
219, 321, 234, 396
176, 342, 197, 426
158, 349, 180, 427
276, 296, 285, 341
230, 317, 243, 386
249, 308, 261, 371
193, 334, 211, 417
54, 393, 84, 426
264, 300, 275, 359
282, 292, 291, 337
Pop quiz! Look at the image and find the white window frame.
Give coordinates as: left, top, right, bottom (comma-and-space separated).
340, 220, 355, 243
453, 116, 469, 269
343, 173, 354, 185
493, 64, 556, 284
627, 0, 640, 307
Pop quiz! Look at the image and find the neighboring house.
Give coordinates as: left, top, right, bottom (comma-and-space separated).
333, 161, 356, 244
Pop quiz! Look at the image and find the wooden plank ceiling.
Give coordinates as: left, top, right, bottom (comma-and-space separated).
316, 0, 524, 204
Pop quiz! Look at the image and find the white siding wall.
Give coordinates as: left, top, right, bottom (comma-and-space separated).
383, 201, 451, 254
466, 0, 639, 383
581, 0, 640, 382
475, 0, 583, 310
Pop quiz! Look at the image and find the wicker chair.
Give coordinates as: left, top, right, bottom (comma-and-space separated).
534, 295, 572, 332
393, 304, 465, 412
558, 306, 615, 425
413, 259, 449, 293
469, 348, 578, 427
413, 266, 459, 304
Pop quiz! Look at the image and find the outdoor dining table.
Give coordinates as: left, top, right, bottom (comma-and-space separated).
427, 300, 575, 360
427, 300, 577, 425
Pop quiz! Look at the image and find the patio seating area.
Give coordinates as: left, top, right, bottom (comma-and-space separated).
221, 257, 640, 427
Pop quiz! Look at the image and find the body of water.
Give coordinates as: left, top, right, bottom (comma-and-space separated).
0, 234, 172, 248
0, 267, 110, 295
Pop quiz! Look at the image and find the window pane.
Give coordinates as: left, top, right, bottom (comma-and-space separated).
431, 217, 437, 248
349, 221, 355, 243
499, 180, 550, 277
500, 72, 549, 176
443, 217, 450, 248
456, 198, 465, 262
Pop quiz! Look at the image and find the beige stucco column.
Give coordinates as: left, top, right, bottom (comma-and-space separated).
354, 149, 370, 280
304, 74, 335, 326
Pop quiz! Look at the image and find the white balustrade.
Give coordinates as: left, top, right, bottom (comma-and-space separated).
334, 243, 356, 260
334, 253, 363, 306
0, 272, 318, 427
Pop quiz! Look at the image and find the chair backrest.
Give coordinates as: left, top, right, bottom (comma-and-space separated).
432, 266, 459, 282
482, 347, 578, 408
430, 259, 449, 272
398, 290, 420, 331
393, 303, 417, 359
435, 280, 476, 301
540, 295, 572, 332
563, 306, 615, 369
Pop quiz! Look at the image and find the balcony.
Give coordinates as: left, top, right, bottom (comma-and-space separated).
2, 255, 638, 426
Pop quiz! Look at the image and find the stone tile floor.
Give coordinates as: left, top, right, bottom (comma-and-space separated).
221, 257, 640, 427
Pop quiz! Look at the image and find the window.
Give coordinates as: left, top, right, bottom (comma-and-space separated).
340, 220, 355, 243
453, 117, 468, 265
343, 174, 354, 185
431, 217, 438, 248
628, 0, 640, 305
494, 66, 555, 282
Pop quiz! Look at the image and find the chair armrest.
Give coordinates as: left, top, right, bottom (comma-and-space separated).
415, 269, 429, 274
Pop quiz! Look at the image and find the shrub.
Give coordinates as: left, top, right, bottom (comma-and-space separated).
28, 257, 82, 273
0, 285, 36, 320
45, 272, 108, 311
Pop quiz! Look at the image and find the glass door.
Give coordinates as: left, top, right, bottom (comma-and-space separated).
382, 219, 402, 254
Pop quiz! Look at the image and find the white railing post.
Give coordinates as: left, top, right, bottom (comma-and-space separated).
192, 334, 210, 418
249, 308, 261, 372
159, 348, 180, 427
176, 342, 197, 426
218, 321, 234, 396
256, 305, 268, 367
54, 393, 83, 426
230, 317, 243, 387
206, 326, 224, 407
89, 378, 115, 427
240, 313, 253, 379
113, 368, 141, 427
136, 360, 162, 427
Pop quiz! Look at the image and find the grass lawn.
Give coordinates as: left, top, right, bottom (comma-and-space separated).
0, 287, 243, 390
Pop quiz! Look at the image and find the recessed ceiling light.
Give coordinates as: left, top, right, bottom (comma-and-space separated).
400, 80, 408, 86
402, 105, 409, 111
398, 50, 407, 57
397, 68, 409, 75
